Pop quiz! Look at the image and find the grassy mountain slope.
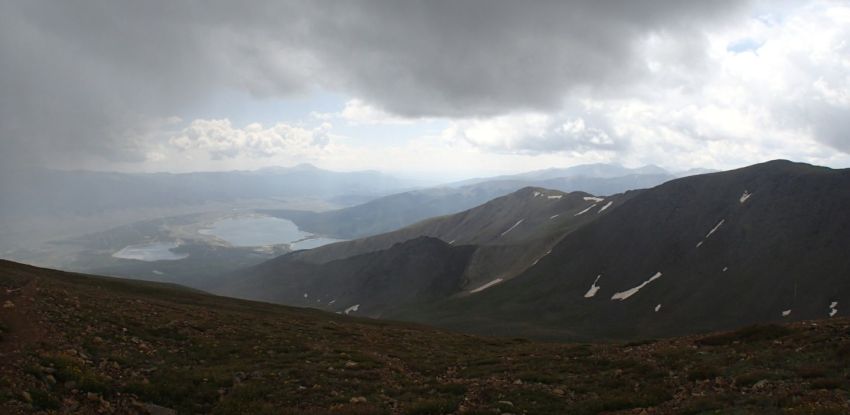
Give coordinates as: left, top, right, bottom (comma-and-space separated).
2, 260, 850, 414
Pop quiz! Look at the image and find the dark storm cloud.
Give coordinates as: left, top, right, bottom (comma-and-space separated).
0, 0, 749, 167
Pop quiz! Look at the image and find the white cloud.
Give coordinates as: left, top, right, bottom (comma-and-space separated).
427, 1, 850, 170
440, 111, 621, 155
170, 119, 332, 160
340, 99, 417, 125
58, 1, 850, 175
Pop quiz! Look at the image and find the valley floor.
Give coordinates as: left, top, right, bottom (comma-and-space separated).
1, 260, 848, 414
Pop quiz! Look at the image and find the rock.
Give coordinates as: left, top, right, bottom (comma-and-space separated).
498, 400, 514, 407
345, 361, 358, 368
513, 379, 523, 385
752, 379, 769, 389
63, 398, 79, 411
349, 396, 368, 404
86, 392, 100, 401
45, 374, 57, 385
20, 391, 32, 403
232, 371, 246, 383
141, 403, 177, 415
552, 388, 565, 396
2, 300, 14, 309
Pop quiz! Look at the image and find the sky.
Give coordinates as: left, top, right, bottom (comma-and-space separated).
1, 0, 849, 181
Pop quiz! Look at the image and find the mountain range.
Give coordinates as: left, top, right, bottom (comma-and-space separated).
262, 164, 674, 240
219, 187, 632, 315
222, 160, 850, 341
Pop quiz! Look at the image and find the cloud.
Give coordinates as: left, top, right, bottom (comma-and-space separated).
339, 100, 418, 125
2, 0, 849, 173
169, 119, 332, 160
442, 110, 624, 155
0, 0, 750, 168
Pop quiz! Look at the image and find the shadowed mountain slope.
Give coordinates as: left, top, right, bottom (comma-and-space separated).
400, 161, 850, 340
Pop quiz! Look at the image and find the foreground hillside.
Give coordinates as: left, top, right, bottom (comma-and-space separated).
2, 260, 850, 414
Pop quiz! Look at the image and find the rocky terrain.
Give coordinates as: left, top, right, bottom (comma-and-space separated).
2, 260, 850, 414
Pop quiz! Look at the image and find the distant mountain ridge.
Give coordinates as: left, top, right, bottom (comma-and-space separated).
448, 163, 671, 187
264, 164, 675, 240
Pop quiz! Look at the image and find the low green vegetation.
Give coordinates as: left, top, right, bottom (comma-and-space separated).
1, 261, 849, 414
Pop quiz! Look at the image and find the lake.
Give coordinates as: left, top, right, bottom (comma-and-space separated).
199, 215, 343, 249
112, 241, 189, 261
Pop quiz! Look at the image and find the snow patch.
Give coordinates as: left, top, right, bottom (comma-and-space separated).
500, 219, 525, 236
470, 278, 504, 293
655, 304, 662, 313
152, 270, 164, 275
782, 309, 791, 317
722, 267, 728, 272
705, 219, 725, 238
598, 201, 614, 213
448, 240, 456, 245
830, 301, 838, 317
575, 204, 597, 216
740, 190, 752, 204
533, 191, 543, 198
696, 219, 725, 247
530, 250, 553, 267
547, 195, 563, 200
328, 299, 336, 305
583, 196, 605, 202
550, 214, 559, 219
303, 293, 308, 298
611, 272, 663, 301
344, 304, 360, 315
584, 275, 602, 298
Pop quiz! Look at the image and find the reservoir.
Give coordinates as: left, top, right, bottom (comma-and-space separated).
199, 215, 342, 249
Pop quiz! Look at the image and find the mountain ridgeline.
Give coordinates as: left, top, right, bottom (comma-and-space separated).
260, 164, 675, 240
218, 187, 631, 316
225, 160, 850, 341
400, 160, 850, 340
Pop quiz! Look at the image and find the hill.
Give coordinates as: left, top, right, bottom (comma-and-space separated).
219, 187, 633, 315
2, 259, 849, 414
400, 161, 850, 340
